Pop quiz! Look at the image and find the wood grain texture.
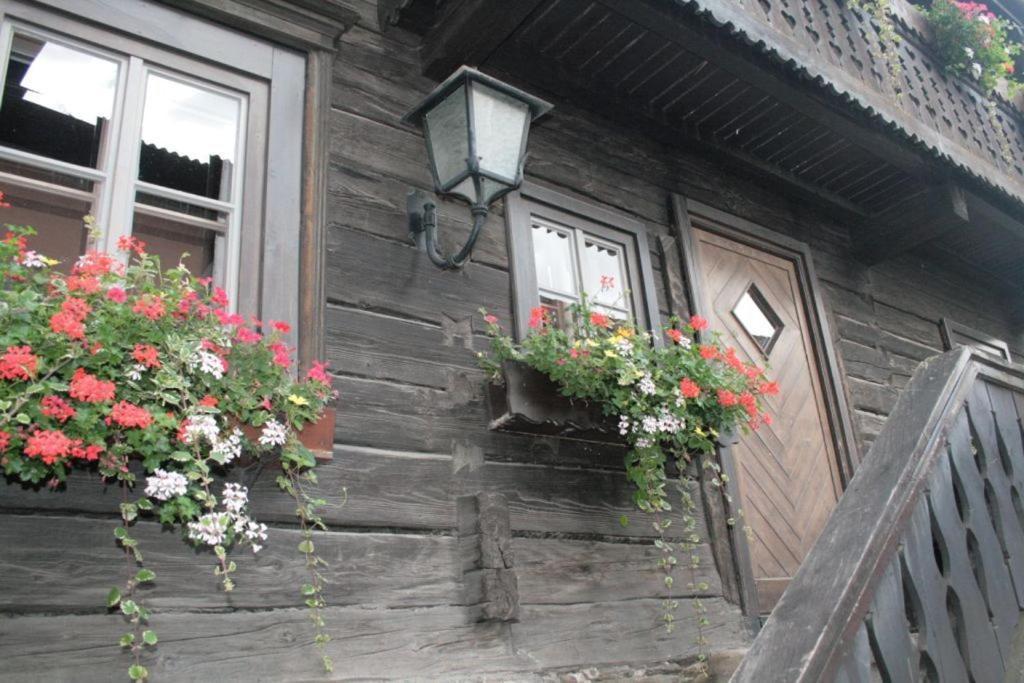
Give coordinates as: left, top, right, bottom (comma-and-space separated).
0, 598, 748, 682
692, 226, 842, 610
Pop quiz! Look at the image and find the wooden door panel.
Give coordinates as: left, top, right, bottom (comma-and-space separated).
693, 227, 842, 613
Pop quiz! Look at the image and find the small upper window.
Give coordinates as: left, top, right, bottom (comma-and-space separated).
507, 183, 659, 338
732, 284, 783, 356
940, 317, 1013, 363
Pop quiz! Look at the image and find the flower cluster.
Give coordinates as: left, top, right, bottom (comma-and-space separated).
0, 216, 337, 677
926, 0, 1021, 93
479, 297, 778, 513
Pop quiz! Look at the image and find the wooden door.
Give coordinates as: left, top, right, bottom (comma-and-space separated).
692, 227, 843, 612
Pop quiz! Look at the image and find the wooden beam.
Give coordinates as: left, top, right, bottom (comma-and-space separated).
595, 0, 933, 181
854, 183, 970, 265
419, 0, 547, 81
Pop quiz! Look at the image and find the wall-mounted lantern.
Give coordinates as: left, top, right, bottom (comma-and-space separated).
403, 66, 552, 269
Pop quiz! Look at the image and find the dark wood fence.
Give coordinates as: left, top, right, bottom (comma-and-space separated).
732, 347, 1024, 682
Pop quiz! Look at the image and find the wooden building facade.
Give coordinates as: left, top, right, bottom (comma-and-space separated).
1, 0, 1023, 679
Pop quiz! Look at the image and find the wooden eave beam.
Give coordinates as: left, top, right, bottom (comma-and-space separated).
854, 183, 970, 265
418, 0, 548, 81
595, 0, 933, 182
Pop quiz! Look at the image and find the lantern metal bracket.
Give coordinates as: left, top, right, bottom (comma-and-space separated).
407, 190, 489, 270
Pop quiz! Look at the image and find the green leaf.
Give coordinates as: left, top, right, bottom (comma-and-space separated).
113, 526, 128, 540
120, 599, 138, 616
136, 498, 154, 511
142, 630, 158, 646
107, 587, 121, 608
619, 515, 629, 527
135, 569, 156, 583
119, 633, 135, 648
300, 583, 316, 596
297, 540, 314, 554
128, 664, 148, 681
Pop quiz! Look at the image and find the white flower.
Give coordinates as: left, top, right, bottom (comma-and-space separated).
211, 428, 243, 464
641, 416, 659, 433
635, 437, 653, 449
144, 469, 188, 501
618, 415, 631, 436
978, 13, 990, 24
222, 482, 249, 514
677, 336, 693, 349
259, 418, 288, 447
188, 512, 229, 546
20, 251, 46, 268
126, 363, 146, 381
238, 517, 268, 553
965, 46, 975, 59
183, 414, 220, 445
638, 373, 656, 396
198, 350, 225, 379
972, 62, 983, 79
614, 338, 633, 355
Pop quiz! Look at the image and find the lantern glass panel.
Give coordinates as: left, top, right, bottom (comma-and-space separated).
423, 84, 469, 189
470, 82, 529, 183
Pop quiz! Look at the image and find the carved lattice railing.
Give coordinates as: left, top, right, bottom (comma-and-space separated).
732, 347, 1024, 681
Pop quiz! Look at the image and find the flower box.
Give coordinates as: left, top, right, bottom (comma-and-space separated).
298, 403, 336, 461
487, 360, 620, 442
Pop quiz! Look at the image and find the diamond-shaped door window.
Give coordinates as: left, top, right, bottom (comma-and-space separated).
732, 285, 783, 356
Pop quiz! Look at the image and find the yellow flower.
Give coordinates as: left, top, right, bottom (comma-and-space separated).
615, 326, 634, 338
287, 394, 310, 406
585, 339, 598, 347
604, 350, 618, 358
43, 257, 60, 266
694, 426, 706, 437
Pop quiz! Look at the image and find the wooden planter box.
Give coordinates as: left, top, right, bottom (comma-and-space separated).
487, 360, 619, 443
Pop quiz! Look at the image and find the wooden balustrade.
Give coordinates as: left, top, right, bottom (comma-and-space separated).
732, 347, 1024, 682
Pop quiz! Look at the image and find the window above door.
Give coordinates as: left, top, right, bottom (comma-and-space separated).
506, 182, 660, 339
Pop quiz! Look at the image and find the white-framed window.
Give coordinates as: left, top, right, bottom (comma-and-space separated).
0, 0, 303, 321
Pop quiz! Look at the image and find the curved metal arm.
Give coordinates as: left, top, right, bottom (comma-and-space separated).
411, 196, 489, 270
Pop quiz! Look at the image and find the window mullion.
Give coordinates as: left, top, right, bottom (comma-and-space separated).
102, 55, 146, 256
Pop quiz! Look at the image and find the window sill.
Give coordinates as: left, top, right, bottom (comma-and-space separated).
487, 360, 619, 442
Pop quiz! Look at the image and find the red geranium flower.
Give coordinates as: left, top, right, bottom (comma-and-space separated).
74, 251, 119, 278
666, 329, 683, 344
133, 295, 166, 321
699, 344, 719, 360
106, 286, 127, 303
198, 394, 219, 408
271, 320, 291, 334
106, 401, 153, 429
0, 430, 10, 452
483, 314, 498, 325
528, 306, 546, 329
757, 381, 780, 396
50, 312, 85, 340
589, 312, 611, 328
739, 391, 758, 418
679, 378, 701, 399
116, 235, 147, 256
40, 395, 76, 423
0, 345, 38, 380
69, 368, 116, 403
24, 429, 73, 465
70, 442, 104, 462
307, 361, 330, 384
717, 389, 738, 407
132, 344, 161, 368
236, 326, 262, 344
689, 315, 709, 331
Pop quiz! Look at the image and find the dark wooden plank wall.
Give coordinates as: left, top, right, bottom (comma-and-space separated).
1, 1, 1023, 679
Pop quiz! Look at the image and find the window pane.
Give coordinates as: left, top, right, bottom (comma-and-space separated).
132, 209, 216, 277
0, 34, 118, 169
0, 158, 94, 192
1, 186, 90, 272
581, 238, 630, 312
531, 222, 576, 297
732, 286, 783, 355
138, 73, 241, 202
136, 191, 224, 225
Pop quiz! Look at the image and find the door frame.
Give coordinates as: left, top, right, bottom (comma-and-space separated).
670, 194, 859, 618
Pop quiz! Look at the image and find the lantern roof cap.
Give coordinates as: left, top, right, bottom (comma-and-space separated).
402, 65, 553, 127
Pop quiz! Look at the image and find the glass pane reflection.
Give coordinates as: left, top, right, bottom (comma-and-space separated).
732, 286, 783, 355
531, 222, 576, 296
0, 34, 118, 168
138, 74, 241, 201
581, 239, 629, 313
132, 210, 216, 278
2, 186, 91, 273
